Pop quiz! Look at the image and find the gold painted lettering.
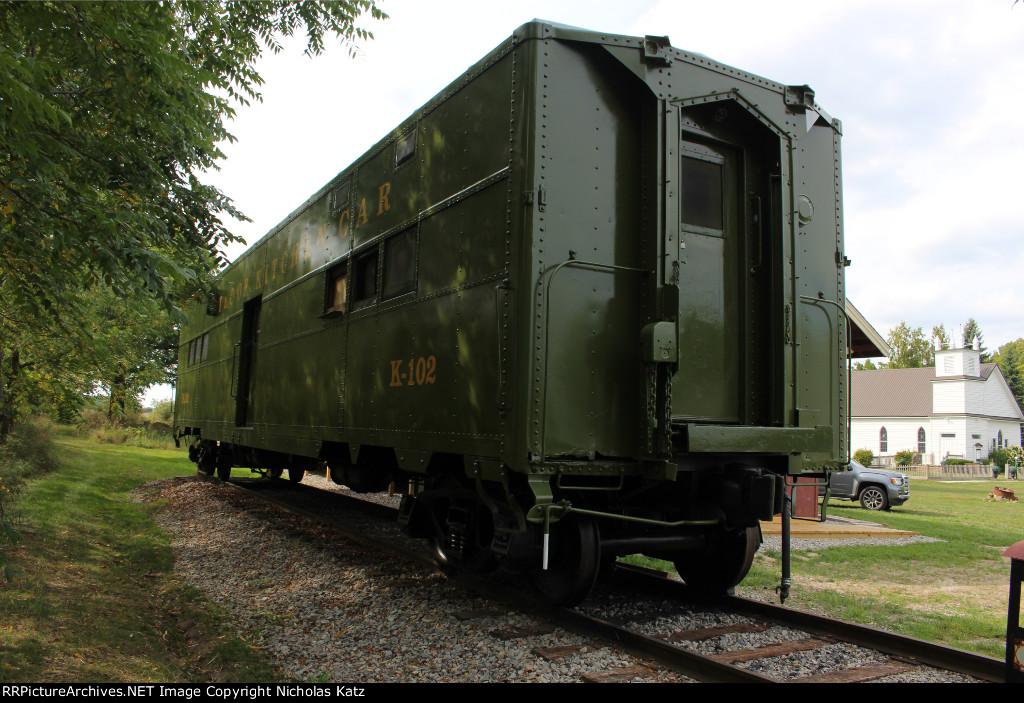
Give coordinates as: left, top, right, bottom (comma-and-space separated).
387, 356, 438, 387
356, 198, 368, 228
378, 182, 391, 215
339, 209, 350, 238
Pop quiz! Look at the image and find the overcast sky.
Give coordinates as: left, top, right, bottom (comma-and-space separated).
178, 0, 1022, 403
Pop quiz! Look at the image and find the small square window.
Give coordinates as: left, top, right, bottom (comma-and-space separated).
329, 182, 350, 215
396, 132, 416, 167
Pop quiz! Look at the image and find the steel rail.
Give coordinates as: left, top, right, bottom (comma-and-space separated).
726, 593, 1004, 683
211, 477, 1002, 683
612, 563, 1004, 683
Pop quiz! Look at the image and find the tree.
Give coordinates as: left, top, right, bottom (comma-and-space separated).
0, 1, 386, 438
0, 308, 97, 434
931, 324, 950, 350
86, 287, 179, 422
992, 339, 1024, 447
0, 283, 178, 431
994, 339, 1024, 406
962, 317, 990, 361
1, 1, 384, 314
853, 359, 878, 370
883, 322, 932, 369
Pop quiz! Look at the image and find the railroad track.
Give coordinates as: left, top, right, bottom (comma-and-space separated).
212, 473, 1002, 683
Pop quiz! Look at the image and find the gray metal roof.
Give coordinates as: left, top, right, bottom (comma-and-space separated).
851, 363, 1000, 418
851, 367, 935, 417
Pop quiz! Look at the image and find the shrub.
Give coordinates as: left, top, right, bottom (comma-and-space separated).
94, 425, 174, 450
1008, 446, 1024, 466
990, 447, 1010, 469
894, 449, 916, 466
853, 449, 874, 466
148, 398, 174, 423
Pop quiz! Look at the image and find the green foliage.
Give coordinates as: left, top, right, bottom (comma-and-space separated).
989, 447, 1009, 469
962, 317, 989, 360
853, 448, 874, 466
993, 339, 1024, 412
75, 399, 174, 448
0, 1, 385, 314
148, 398, 175, 423
931, 324, 950, 350
893, 449, 916, 466
93, 425, 175, 451
883, 322, 933, 369
853, 359, 877, 370
85, 287, 178, 421
0, 1, 385, 438
1, 285, 177, 432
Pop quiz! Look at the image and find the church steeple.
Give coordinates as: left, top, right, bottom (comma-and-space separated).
934, 339, 982, 378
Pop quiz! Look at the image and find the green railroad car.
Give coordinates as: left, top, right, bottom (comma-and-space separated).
175, 21, 849, 605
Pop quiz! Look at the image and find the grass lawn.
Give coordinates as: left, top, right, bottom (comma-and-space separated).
736, 479, 1024, 659
0, 435, 277, 683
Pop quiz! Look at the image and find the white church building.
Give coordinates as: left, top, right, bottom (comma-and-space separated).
851, 344, 1023, 463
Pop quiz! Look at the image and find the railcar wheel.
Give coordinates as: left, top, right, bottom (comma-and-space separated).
267, 467, 284, 480
673, 525, 761, 596
859, 485, 889, 511
525, 515, 601, 607
427, 482, 497, 573
215, 445, 232, 481
196, 442, 217, 476
288, 467, 305, 483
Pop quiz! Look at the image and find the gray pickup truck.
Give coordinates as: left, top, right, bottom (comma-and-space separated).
828, 460, 910, 510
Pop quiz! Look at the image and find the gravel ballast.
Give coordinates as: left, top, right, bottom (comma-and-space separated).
137, 476, 979, 684
138, 477, 689, 683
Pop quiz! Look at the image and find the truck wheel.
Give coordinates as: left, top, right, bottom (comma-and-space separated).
673, 525, 761, 596
525, 515, 600, 606
859, 485, 889, 511
216, 445, 232, 481
196, 441, 217, 476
